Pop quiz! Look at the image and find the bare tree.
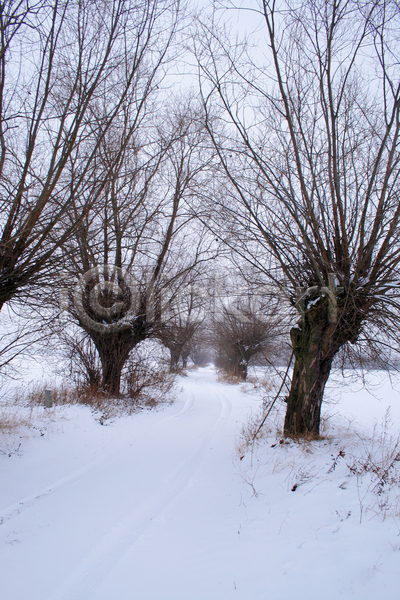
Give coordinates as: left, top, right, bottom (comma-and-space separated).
0, 0, 182, 312
197, 0, 400, 435
59, 100, 216, 394
212, 285, 281, 380
156, 272, 208, 371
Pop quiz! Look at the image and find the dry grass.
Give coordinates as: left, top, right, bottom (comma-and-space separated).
216, 370, 242, 385
346, 409, 400, 520
7, 349, 176, 418
0, 409, 30, 435
239, 401, 400, 521
217, 369, 276, 391
245, 374, 274, 391
283, 430, 326, 442
0, 403, 40, 455
13, 384, 78, 407
12, 377, 175, 416
236, 403, 284, 459
0, 359, 176, 440
123, 357, 175, 409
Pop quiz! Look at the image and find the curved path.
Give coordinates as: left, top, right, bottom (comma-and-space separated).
0, 367, 254, 600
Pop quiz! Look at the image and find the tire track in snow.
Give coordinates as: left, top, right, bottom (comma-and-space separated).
0, 388, 197, 526
47, 383, 232, 600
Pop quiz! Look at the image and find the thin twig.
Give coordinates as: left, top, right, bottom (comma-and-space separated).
251, 350, 294, 442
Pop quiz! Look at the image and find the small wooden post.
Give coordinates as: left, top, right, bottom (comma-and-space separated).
44, 389, 53, 408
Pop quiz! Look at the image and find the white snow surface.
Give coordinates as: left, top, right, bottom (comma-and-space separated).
1, 366, 400, 600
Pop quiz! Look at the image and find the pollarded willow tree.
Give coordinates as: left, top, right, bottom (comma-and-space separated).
213, 300, 281, 381
59, 100, 216, 395
196, 0, 400, 435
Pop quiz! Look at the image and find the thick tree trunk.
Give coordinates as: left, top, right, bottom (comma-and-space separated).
284, 302, 340, 437
88, 324, 148, 396
96, 338, 136, 396
169, 347, 181, 373
284, 344, 334, 436
229, 358, 248, 380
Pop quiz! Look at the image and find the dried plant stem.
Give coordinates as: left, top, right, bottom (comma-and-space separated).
252, 351, 294, 442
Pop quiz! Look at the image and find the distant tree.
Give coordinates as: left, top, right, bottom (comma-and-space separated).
212, 283, 281, 380
197, 0, 400, 435
157, 274, 208, 372
158, 321, 199, 371
189, 339, 212, 367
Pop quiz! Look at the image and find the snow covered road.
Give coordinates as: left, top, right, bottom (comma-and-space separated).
0, 368, 253, 600
1, 366, 399, 599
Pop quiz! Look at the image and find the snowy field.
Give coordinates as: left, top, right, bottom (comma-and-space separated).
1, 366, 400, 600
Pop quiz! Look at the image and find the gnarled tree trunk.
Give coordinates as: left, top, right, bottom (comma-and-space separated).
93, 334, 137, 396
97, 344, 134, 396
169, 346, 182, 373
235, 358, 248, 381
284, 299, 341, 437
87, 319, 149, 396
